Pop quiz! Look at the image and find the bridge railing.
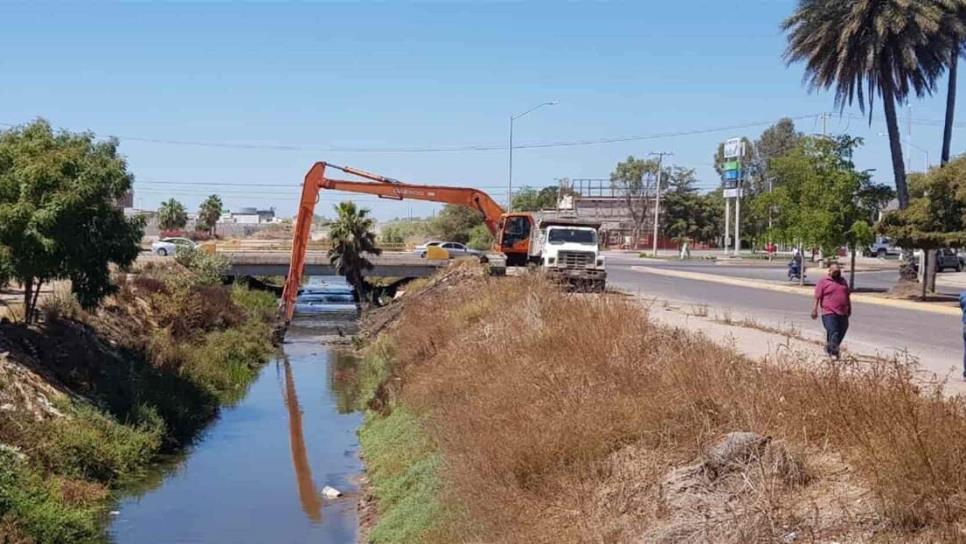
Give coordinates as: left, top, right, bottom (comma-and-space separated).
211, 239, 412, 253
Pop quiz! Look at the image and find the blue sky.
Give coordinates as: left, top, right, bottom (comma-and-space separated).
2, 1, 962, 220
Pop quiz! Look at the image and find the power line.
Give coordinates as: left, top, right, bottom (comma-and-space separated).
0, 115, 823, 153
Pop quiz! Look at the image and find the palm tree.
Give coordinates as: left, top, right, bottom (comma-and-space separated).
197, 194, 224, 236
158, 198, 188, 231
328, 201, 381, 304
940, 1, 966, 165
782, 0, 949, 210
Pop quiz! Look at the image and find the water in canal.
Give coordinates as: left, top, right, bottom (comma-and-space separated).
110, 286, 363, 543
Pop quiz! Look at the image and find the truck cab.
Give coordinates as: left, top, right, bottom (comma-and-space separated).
531, 218, 606, 291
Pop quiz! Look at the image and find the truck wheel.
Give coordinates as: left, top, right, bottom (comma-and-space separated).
593, 280, 606, 293
157, 248, 167, 256
876, 248, 887, 258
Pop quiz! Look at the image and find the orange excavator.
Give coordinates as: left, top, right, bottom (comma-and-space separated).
280, 162, 540, 319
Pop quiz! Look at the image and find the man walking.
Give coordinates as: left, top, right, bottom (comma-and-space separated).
811, 262, 851, 359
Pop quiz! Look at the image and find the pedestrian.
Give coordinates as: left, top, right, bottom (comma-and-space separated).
811, 262, 851, 359
960, 291, 966, 380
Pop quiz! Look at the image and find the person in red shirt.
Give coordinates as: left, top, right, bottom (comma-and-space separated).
811, 262, 851, 359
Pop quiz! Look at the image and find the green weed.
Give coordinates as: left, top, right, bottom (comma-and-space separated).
359, 407, 443, 544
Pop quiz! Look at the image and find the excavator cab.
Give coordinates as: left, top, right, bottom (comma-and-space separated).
496, 213, 535, 266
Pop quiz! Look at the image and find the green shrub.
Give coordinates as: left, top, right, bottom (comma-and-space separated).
31, 404, 162, 484
0, 450, 100, 543
173, 246, 229, 286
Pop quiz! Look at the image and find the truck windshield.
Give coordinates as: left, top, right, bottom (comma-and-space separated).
547, 228, 596, 245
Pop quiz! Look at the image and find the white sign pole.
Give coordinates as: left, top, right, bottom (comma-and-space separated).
734, 142, 742, 255
724, 197, 731, 254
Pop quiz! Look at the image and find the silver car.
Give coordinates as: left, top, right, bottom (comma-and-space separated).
416, 241, 481, 259
151, 237, 196, 256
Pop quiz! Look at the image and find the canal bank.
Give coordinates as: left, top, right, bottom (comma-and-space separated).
110, 322, 364, 543
0, 255, 278, 543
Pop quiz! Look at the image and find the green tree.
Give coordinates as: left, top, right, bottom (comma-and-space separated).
611, 156, 661, 247
880, 155, 966, 249
467, 223, 494, 251
328, 201, 381, 303
782, 0, 949, 210
428, 205, 485, 244
158, 198, 188, 231
757, 135, 892, 284
661, 168, 722, 246
0, 120, 143, 322
196, 194, 223, 236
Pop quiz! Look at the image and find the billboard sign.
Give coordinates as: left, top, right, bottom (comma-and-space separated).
723, 188, 742, 199
723, 138, 743, 159
722, 169, 739, 181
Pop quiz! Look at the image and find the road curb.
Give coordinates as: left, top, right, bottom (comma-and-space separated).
631, 265, 961, 317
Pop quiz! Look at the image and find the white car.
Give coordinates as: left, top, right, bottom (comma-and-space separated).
151, 237, 196, 256
415, 241, 482, 259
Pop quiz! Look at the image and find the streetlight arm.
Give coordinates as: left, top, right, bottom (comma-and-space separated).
512, 101, 557, 121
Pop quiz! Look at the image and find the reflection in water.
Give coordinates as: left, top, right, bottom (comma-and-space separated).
328, 350, 363, 415
282, 358, 324, 523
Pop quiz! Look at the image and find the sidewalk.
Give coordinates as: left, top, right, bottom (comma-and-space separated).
636, 295, 966, 396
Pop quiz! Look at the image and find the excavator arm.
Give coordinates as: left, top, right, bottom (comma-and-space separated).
281, 161, 506, 320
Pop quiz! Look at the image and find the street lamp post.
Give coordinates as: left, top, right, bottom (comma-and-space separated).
878, 132, 930, 172
508, 101, 556, 211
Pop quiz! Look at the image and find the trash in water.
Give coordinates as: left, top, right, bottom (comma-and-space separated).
321, 485, 342, 498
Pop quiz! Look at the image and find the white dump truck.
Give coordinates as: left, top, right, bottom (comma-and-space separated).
529, 217, 606, 292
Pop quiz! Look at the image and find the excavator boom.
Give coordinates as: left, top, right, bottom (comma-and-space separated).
281, 162, 510, 320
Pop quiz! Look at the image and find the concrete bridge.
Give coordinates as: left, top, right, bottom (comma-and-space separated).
223, 251, 448, 278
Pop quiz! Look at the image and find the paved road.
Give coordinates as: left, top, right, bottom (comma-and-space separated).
604, 252, 963, 382
633, 257, 962, 296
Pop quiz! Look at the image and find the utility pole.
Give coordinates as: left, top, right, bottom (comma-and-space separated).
649, 152, 672, 257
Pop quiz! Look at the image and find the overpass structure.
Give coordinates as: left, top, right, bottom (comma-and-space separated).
223, 251, 448, 278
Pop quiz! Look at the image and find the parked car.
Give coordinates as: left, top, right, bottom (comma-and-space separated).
867, 236, 901, 258
151, 237, 196, 256
416, 241, 482, 259
937, 248, 964, 272
413, 240, 443, 256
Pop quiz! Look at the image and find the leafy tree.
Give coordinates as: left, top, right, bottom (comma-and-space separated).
328, 201, 381, 303
782, 0, 949, 210
467, 223, 494, 251
610, 156, 661, 247
879, 155, 966, 248
158, 198, 188, 231
0, 119, 143, 322
428, 205, 485, 244
662, 172, 724, 247
757, 135, 892, 284
196, 194, 223, 236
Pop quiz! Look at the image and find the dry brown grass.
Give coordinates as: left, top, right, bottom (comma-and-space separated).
376, 271, 966, 543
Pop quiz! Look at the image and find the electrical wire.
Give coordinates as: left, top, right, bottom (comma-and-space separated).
0, 115, 823, 153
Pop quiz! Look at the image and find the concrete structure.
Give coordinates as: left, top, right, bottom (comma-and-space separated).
223, 251, 447, 278
225, 207, 277, 224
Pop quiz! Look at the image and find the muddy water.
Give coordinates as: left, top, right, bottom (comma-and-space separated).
109, 318, 364, 544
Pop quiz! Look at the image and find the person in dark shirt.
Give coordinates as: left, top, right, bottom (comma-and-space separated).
811, 262, 851, 359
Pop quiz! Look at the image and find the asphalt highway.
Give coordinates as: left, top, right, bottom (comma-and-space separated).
604, 252, 963, 382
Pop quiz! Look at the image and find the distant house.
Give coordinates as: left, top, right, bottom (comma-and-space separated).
224, 207, 277, 224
